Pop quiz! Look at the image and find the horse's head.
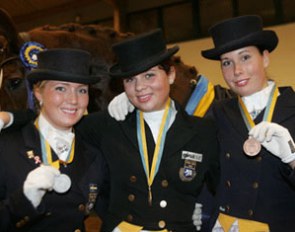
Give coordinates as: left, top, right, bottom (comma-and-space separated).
0, 56, 27, 110
170, 56, 199, 106
0, 8, 28, 111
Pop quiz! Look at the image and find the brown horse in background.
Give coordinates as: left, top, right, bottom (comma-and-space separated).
0, 8, 207, 113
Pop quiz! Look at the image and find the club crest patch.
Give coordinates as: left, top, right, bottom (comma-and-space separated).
179, 151, 203, 182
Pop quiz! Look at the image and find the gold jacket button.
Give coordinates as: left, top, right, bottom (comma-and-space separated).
161, 180, 169, 188
158, 220, 166, 228
226, 180, 231, 187
15, 221, 22, 228
248, 209, 254, 216
78, 204, 85, 212
256, 156, 262, 162
252, 182, 259, 189
127, 214, 133, 222
129, 175, 137, 183
74, 229, 81, 232
128, 194, 135, 202
226, 153, 231, 159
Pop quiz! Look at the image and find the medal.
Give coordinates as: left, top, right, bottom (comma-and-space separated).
53, 174, 72, 193
238, 84, 279, 157
243, 137, 261, 156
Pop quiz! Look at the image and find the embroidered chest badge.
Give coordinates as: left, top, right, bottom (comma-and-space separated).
179, 151, 203, 182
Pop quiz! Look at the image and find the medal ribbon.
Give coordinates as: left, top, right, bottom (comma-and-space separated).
34, 119, 75, 169
137, 98, 172, 205
238, 84, 279, 130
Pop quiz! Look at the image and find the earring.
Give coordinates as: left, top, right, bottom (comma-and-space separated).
39, 100, 43, 106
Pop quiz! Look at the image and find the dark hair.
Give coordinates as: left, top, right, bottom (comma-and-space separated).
158, 59, 173, 74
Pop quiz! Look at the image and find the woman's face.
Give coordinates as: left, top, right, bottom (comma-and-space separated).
123, 65, 175, 112
34, 80, 89, 130
220, 46, 270, 97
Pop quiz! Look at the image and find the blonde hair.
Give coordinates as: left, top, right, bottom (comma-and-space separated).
32, 80, 47, 112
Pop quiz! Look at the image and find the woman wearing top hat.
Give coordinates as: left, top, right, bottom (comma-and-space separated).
0, 48, 109, 231
199, 15, 295, 232
107, 15, 295, 231
73, 28, 219, 232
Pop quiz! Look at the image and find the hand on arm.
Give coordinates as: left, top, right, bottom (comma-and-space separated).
0, 112, 13, 132
249, 122, 295, 167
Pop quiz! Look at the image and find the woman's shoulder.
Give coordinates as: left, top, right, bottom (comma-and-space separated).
0, 122, 33, 149
178, 107, 217, 131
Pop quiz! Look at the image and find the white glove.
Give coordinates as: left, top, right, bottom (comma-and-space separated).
0, 119, 3, 132
23, 166, 60, 208
249, 122, 295, 163
192, 203, 202, 231
0, 112, 13, 132
108, 92, 134, 121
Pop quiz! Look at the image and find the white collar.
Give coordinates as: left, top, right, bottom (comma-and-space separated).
38, 113, 73, 139
38, 113, 75, 160
242, 81, 276, 118
143, 100, 177, 142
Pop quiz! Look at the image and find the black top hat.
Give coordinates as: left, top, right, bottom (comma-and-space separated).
201, 15, 278, 60
109, 28, 179, 78
27, 48, 99, 85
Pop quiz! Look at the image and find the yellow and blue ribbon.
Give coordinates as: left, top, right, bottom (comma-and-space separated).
238, 84, 279, 130
137, 98, 172, 205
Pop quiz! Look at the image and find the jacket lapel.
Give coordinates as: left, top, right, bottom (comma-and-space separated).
20, 122, 43, 168
120, 111, 139, 150
68, 134, 97, 184
219, 97, 249, 137
164, 108, 199, 157
272, 87, 295, 123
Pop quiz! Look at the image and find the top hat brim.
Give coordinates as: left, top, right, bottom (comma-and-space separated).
27, 69, 100, 85
109, 45, 179, 78
201, 30, 278, 60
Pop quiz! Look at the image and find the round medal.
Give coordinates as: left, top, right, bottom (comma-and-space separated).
243, 137, 261, 156
53, 174, 71, 193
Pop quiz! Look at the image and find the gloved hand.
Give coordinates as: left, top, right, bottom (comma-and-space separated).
192, 203, 202, 231
108, 92, 134, 121
23, 166, 60, 208
0, 112, 13, 132
249, 122, 295, 163
0, 119, 3, 132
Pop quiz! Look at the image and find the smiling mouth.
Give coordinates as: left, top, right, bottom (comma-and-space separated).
62, 108, 77, 114
137, 94, 151, 103
235, 79, 248, 87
